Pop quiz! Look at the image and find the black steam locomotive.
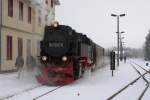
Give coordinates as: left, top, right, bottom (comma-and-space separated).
36, 22, 105, 85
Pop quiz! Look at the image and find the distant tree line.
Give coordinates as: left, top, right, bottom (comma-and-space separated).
124, 47, 144, 58
144, 30, 150, 61
109, 47, 144, 58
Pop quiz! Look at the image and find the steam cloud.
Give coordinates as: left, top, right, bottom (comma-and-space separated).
27, 0, 55, 25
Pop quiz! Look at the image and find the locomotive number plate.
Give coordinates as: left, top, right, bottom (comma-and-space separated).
49, 42, 64, 47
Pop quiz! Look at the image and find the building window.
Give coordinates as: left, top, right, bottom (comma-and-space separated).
38, 10, 41, 26
37, 41, 40, 56
18, 38, 23, 56
27, 39, 31, 56
45, 14, 48, 23
51, 0, 54, 8
45, 0, 48, 4
7, 36, 13, 60
8, 0, 13, 17
19, 1, 23, 20
28, 7, 32, 23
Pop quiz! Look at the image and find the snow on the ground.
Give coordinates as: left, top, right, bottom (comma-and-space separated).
113, 78, 146, 100
0, 58, 150, 100
0, 71, 38, 99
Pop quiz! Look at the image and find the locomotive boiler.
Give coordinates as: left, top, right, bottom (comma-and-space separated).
36, 22, 105, 85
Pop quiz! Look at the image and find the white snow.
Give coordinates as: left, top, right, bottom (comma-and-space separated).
0, 59, 150, 100
0, 71, 38, 99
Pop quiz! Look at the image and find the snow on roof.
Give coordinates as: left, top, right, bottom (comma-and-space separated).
24, 0, 60, 6
54, 0, 60, 5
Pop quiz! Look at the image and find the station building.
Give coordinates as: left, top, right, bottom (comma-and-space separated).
0, 0, 60, 72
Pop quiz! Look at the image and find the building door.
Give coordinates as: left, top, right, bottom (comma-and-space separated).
27, 39, 31, 56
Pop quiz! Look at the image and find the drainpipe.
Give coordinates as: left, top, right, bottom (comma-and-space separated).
0, 0, 2, 71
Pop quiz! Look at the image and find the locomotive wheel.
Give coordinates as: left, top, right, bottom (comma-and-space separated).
73, 60, 83, 79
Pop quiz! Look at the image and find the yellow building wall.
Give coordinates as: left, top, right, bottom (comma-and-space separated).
2, 0, 33, 33
1, 27, 42, 71
0, 0, 56, 71
33, 9, 44, 35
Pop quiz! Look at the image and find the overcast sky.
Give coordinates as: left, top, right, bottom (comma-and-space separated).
55, 0, 150, 48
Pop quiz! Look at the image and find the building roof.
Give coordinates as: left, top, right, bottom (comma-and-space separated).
54, 0, 60, 5
25, 0, 60, 6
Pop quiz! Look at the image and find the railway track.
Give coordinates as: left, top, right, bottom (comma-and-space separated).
32, 85, 64, 100
0, 84, 43, 100
0, 85, 64, 100
107, 61, 150, 100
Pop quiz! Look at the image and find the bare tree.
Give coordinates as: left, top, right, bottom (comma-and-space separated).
144, 30, 150, 61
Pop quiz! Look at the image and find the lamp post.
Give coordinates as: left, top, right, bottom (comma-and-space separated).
111, 14, 125, 66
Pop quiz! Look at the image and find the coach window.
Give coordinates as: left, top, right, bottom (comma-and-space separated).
7, 36, 13, 60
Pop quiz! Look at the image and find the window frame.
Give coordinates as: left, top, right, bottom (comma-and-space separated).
27, 39, 31, 56
51, 0, 54, 8
38, 10, 41, 26
45, 0, 48, 5
7, 35, 13, 60
19, 1, 23, 21
8, 0, 13, 17
28, 6, 32, 23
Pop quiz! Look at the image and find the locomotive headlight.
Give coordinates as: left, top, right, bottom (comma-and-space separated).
42, 56, 47, 61
62, 56, 67, 62
53, 21, 59, 28
53, 23, 58, 27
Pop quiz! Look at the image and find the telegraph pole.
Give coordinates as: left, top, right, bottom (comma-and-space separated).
117, 16, 120, 66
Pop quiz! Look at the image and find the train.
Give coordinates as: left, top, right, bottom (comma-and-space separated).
36, 22, 106, 85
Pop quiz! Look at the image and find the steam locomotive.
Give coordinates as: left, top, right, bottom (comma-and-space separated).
36, 22, 105, 85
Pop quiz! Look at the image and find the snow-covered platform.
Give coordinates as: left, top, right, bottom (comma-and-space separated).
0, 59, 150, 100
